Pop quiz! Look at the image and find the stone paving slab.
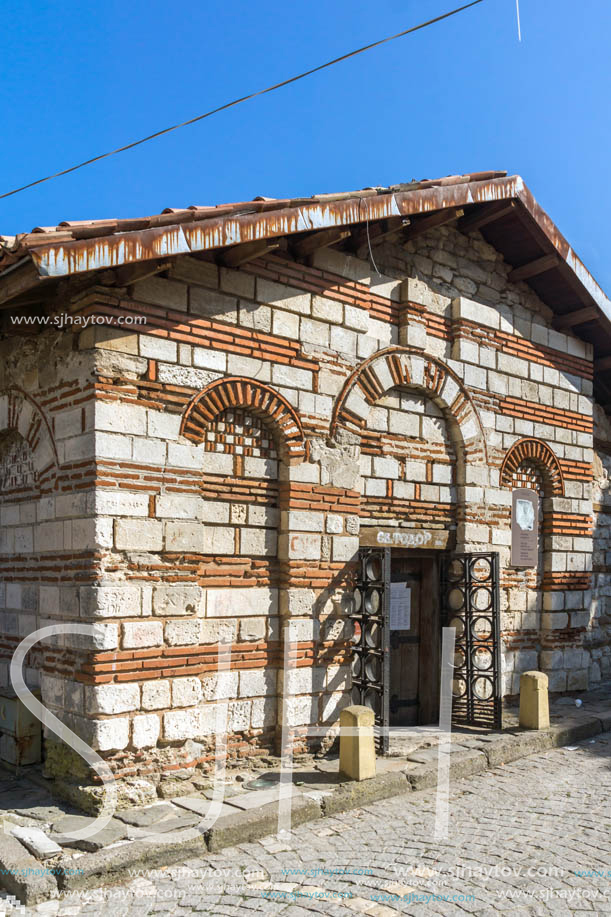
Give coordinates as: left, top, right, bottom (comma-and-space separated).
114, 803, 175, 827
50, 815, 128, 852
171, 796, 236, 818
10, 826, 62, 860
222, 785, 301, 811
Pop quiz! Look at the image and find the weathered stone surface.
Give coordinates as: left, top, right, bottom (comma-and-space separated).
221, 785, 300, 811
206, 796, 320, 853
322, 771, 410, 815
114, 803, 175, 827
57, 835, 207, 892
10, 825, 62, 859
0, 832, 58, 904
51, 814, 128, 851
138, 813, 201, 834
172, 796, 236, 818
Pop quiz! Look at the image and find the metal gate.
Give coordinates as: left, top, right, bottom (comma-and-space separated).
441, 552, 502, 729
349, 547, 390, 752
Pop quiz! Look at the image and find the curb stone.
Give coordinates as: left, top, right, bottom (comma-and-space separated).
405, 749, 487, 791
206, 796, 320, 854
57, 835, 208, 892
2, 714, 610, 903
322, 771, 409, 816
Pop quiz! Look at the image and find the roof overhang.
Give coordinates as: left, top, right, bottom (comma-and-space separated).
2, 173, 611, 405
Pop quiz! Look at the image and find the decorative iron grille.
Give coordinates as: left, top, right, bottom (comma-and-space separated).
350, 547, 390, 752
442, 552, 502, 729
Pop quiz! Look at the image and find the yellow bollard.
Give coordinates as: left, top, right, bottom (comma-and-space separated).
339, 705, 376, 781
519, 671, 550, 730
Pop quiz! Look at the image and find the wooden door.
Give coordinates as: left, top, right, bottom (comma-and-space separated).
389, 557, 422, 726
389, 554, 440, 726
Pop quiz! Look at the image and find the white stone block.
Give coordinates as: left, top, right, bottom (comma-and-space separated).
332, 536, 359, 562
272, 310, 300, 338
201, 452, 235, 475
238, 669, 276, 698
153, 585, 202, 616
271, 364, 312, 390
165, 522, 203, 551
206, 586, 277, 618
312, 295, 343, 324
167, 442, 206, 470
115, 519, 163, 551
330, 326, 357, 354
280, 532, 321, 560
284, 510, 325, 532
90, 717, 130, 751
202, 525, 235, 554
452, 296, 499, 330
96, 401, 147, 435
147, 411, 182, 440
122, 620, 163, 648
80, 584, 142, 618
172, 676, 203, 707
243, 457, 278, 479
157, 364, 222, 388
86, 683, 140, 715
165, 619, 202, 645
163, 708, 202, 741
139, 335, 178, 362
372, 456, 400, 479
344, 305, 369, 332
257, 278, 311, 314
192, 347, 227, 371
96, 490, 150, 517
300, 318, 330, 347
34, 521, 64, 553
142, 680, 171, 710
96, 432, 133, 460
156, 494, 202, 519
133, 437, 166, 465
240, 528, 277, 555
132, 714, 160, 748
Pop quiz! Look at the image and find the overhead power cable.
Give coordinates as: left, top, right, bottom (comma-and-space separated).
0, 0, 484, 201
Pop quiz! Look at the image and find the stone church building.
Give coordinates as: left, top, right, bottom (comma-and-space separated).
0, 170, 610, 806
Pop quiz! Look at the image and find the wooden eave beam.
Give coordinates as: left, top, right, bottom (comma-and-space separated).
458, 201, 516, 235
351, 217, 411, 257
508, 253, 559, 283
553, 306, 599, 330
292, 228, 351, 258
220, 239, 280, 268
402, 208, 464, 245
0, 259, 45, 308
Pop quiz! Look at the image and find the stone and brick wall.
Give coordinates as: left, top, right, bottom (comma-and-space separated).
0, 220, 603, 802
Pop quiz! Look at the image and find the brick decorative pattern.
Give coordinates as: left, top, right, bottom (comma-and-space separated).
0, 431, 36, 492
500, 437, 564, 497
180, 377, 306, 461
204, 408, 278, 459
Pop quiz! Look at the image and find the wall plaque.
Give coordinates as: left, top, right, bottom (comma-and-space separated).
511, 488, 539, 567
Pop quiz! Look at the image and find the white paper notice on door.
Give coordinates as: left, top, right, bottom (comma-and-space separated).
390, 581, 411, 630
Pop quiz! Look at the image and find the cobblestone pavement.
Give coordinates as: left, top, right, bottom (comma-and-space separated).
4, 733, 611, 916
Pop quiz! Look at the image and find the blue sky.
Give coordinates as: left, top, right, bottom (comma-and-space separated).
2, 0, 611, 291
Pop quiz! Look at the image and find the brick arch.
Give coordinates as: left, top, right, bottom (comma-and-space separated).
500, 437, 564, 497
330, 347, 488, 463
0, 387, 59, 488
180, 377, 306, 463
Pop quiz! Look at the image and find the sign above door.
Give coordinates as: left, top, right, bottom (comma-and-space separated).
360, 527, 450, 550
